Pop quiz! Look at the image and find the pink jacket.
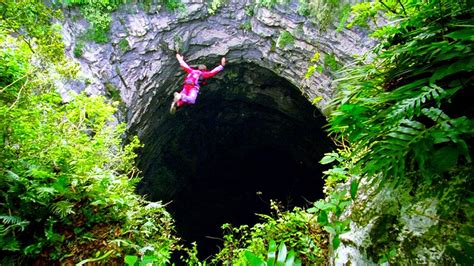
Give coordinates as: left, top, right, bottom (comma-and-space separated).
178, 57, 224, 88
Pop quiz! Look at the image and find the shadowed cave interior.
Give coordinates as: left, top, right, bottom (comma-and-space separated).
135, 63, 335, 258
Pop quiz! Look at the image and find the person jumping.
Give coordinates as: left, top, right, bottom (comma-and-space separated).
170, 53, 226, 114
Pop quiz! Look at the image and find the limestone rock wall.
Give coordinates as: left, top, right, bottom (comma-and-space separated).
60, 0, 374, 136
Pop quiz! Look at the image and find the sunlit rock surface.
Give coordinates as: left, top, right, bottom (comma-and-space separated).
60, 0, 374, 128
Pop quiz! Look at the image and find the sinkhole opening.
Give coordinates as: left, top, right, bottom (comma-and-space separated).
136, 63, 334, 258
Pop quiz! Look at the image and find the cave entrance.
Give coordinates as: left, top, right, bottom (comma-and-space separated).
136, 63, 334, 258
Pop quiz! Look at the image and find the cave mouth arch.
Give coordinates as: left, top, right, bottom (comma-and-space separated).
135, 63, 334, 258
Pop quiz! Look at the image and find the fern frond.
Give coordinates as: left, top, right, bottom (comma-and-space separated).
36, 186, 58, 197
422, 107, 449, 122
388, 85, 446, 121
0, 235, 20, 251
0, 224, 7, 236
361, 119, 429, 178
0, 215, 22, 225
0, 216, 30, 233
50, 201, 75, 218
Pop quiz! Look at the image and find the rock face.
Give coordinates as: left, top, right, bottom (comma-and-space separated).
60, 0, 374, 131
60, 0, 375, 261
334, 174, 464, 265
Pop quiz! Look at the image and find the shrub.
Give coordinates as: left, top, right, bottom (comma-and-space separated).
277, 30, 294, 49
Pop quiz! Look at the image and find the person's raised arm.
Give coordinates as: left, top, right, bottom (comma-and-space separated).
202, 57, 226, 79
176, 53, 193, 73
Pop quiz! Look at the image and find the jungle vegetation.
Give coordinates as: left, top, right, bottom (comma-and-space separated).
1, 0, 473, 265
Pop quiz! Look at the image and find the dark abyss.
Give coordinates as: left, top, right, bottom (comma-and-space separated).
135, 63, 334, 259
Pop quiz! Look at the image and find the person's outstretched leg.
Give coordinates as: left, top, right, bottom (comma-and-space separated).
170, 87, 198, 114
170, 92, 182, 114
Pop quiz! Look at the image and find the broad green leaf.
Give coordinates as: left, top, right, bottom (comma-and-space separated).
317, 65, 324, 73
294, 258, 302, 266
285, 250, 295, 265
6, 170, 20, 180
378, 254, 388, 264
430, 57, 474, 83
324, 167, 347, 176
387, 132, 413, 141
431, 146, 459, 173
311, 52, 320, 62
445, 28, 474, 41
245, 251, 265, 266
338, 200, 352, 211
276, 242, 287, 266
394, 78, 429, 92
124, 255, 138, 266
305, 65, 317, 79
389, 247, 397, 257
320, 154, 337, 164
396, 126, 420, 136
350, 180, 359, 200
314, 201, 335, 210
267, 239, 277, 266
400, 119, 425, 130
333, 235, 341, 250
431, 131, 451, 144
323, 225, 336, 235
139, 255, 157, 266
312, 96, 323, 105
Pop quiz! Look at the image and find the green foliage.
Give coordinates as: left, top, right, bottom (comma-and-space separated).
312, 96, 323, 105
346, 2, 380, 29
329, 0, 474, 184
118, 38, 130, 53
255, 0, 279, 8
305, 52, 341, 79
1, 87, 178, 263
276, 30, 294, 49
297, 0, 345, 30
244, 240, 302, 266
305, 52, 323, 79
57, 0, 120, 43
270, 39, 277, 52
245, 5, 255, 16
0, 0, 78, 79
323, 53, 341, 72
138, 0, 184, 13
105, 82, 122, 102
336, 3, 351, 32
123, 254, 167, 266
326, 0, 474, 263
208, 0, 226, 15
56, 0, 183, 43
0, 0, 65, 62
0, 2, 178, 263
307, 187, 352, 250
240, 21, 252, 31
73, 41, 85, 57
161, 0, 185, 10
213, 201, 328, 265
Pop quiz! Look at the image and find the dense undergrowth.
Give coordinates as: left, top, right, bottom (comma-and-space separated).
1, 0, 473, 265
325, 0, 474, 263
0, 1, 177, 264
